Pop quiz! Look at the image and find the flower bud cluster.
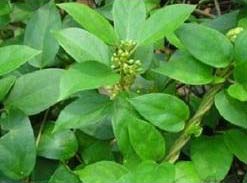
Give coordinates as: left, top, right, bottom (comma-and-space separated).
110, 40, 142, 98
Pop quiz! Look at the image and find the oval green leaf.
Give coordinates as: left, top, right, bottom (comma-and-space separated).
128, 118, 165, 161
215, 90, 247, 129
0, 75, 16, 101
228, 83, 247, 102
54, 28, 110, 65
57, 3, 118, 45
113, 0, 146, 41
224, 129, 247, 163
24, 2, 61, 68
0, 45, 41, 76
153, 51, 214, 85
176, 23, 233, 68
49, 165, 81, 183
74, 161, 128, 183
0, 109, 36, 180
191, 136, 233, 182
55, 92, 112, 139
233, 62, 247, 85
118, 161, 175, 183
38, 123, 78, 160
175, 161, 202, 183
129, 93, 190, 132
112, 95, 142, 168
139, 4, 195, 45
234, 30, 247, 64
5, 69, 64, 115
60, 61, 120, 99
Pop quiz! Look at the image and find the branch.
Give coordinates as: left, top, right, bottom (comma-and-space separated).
163, 68, 232, 163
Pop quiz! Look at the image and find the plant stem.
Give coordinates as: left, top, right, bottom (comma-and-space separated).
195, 9, 216, 18
164, 68, 232, 163
214, 0, 221, 16
36, 109, 49, 147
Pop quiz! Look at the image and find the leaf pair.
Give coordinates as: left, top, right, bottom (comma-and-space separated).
154, 23, 234, 85
4, 61, 119, 115
58, 1, 195, 46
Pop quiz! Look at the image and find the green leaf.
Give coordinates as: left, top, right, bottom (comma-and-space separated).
57, 3, 118, 45
60, 61, 120, 99
10, 3, 32, 23
0, 109, 36, 180
203, 11, 238, 34
0, 171, 20, 183
55, 92, 112, 134
25, 0, 50, 10
75, 161, 128, 183
224, 129, 247, 164
38, 123, 78, 160
128, 118, 165, 161
134, 45, 154, 72
113, 0, 146, 41
166, 32, 185, 49
234, 30, 247, 64
175, 161, 202, 183
0, 0, 11, 16
112, 95, 141, 168
118, 161, 175, 183
80, 141, 114, 164
233, 62, 247, 85
0, 45, 41, 76
129, 93, 189, 132
228, 83, 247, 102
5, 69, 64, 115
54, 28, 110, 65
191, 136, 233, 182
31, 158, 59, 183
97, 1, 113, 21
138, 4, 195, 45
215, 90, 247, 129
49, 165, 81, 183
0, 75, 16, 101
144, 0, 160, 12
153, 51, 214, 85
0, 14, 10, 27
24, 2, 61, 68
176, 23, 233, 68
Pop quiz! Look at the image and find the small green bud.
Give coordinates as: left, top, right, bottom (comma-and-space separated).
128, 59, 135, 64
129, 69, 134, 74
226, 27, 244, 42
123, 63, 128, 69
113, 57, 120, 62
137, 68, 143, 72
135, 60, 141, 66
118, 49, 124, 54
136, 89, 141, 94
187, 123, 203, 137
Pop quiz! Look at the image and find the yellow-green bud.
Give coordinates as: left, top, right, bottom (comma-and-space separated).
128, 59, 135, 64
135, 60, 141, 66
226, 27, 244, 42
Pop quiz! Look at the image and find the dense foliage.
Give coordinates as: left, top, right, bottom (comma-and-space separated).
0, 0, 246, 182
